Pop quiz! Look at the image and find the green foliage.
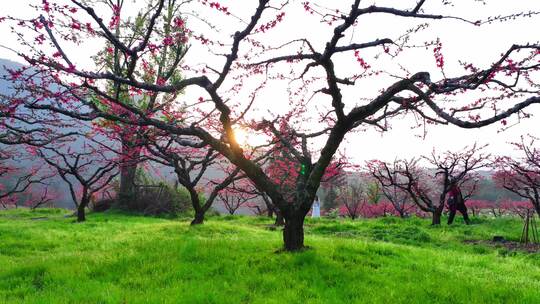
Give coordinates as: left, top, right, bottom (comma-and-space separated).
164, 183, 192, 214
115, 168, 193, 216
206, 207, 221, 217
133, 168, 157, 186
325, 208, 339, 219
366, 181, 381, 205
472, 178, 521, 201
1, 209, 540, 303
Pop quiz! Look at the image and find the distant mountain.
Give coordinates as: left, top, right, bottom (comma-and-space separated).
0, 58, 228, 210
1, 59, 72, 208
0, 59, 112, 208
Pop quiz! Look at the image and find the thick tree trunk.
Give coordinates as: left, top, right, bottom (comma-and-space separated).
118, 164, 137, 204
188, 187, 205, 225
119, 163, 137, 208
77, 206, 86, 222
275, 211, 285, 226
77, 201, 87, 222
118, 135, 141, 210
283, 215, 305, 251
431, 209, 442, 225
191, 211, 205, 225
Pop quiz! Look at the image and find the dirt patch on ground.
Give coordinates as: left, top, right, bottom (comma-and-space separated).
465, 239, 540, 253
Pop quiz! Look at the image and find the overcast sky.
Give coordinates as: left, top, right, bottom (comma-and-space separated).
1, 0, 539, 165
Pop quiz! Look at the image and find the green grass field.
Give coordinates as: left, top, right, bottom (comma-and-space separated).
1, 209, 539, 303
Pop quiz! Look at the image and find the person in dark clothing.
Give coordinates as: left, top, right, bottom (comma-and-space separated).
447, 179, 471, 225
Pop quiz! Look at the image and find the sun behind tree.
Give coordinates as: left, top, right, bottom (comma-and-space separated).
233, 128, 250, 147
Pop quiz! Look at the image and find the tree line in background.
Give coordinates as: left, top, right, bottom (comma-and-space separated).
2, 137, 539, 222
0, 0, 539, 251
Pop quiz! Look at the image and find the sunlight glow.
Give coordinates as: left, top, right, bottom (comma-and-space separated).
233, 128, 250, 146
233, 127, 271, 148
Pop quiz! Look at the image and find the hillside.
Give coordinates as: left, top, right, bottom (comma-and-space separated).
1, 209, 539, 303
1, 58, 233, 210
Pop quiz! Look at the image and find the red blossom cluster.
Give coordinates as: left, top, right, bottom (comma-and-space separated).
255, 12, 285, 33
354, 50, 371, 70
433, 39, 444, 68
200, 1, 230, 15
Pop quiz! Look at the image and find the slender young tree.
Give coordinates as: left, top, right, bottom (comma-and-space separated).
424, 144, 489, 223
0, 155, 45, 208
493, 136, 540, 217
370, 145, 486, 224
145, 135, 255, 224
218, 180, 258, 215
37, 137, 118, 222
244, 186, 284, 225
370, 158, 443, 223
369, 165, 413, 218
337, 181, 365, 220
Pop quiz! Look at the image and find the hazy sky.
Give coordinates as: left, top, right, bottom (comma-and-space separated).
1, 0, 539, 165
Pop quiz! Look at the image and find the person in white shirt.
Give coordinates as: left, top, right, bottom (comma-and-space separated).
312, 195, 321, 218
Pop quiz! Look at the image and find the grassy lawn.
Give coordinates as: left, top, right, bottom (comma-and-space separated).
1, 209, 539, 303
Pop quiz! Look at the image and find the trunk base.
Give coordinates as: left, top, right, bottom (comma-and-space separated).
283, 216, 305, 251
77, 208, 86, 222
190, 213, 205, 225
431, 211, 442, 225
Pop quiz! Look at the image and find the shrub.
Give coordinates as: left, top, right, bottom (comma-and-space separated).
206, 207, 221, 217
135, 183, 192, 216
113, 169, 192, 216
91, 198, 114, 212
325, 208, 339, 219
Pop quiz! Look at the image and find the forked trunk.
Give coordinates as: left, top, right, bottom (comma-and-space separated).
398, 210, 406, 219
283, 215, 305, 251
191, 211, 205, 225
